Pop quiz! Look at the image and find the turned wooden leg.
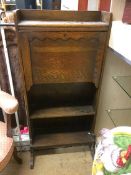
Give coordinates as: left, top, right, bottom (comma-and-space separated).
30, 148, 35, 169
90, 141, 95, 157
88, 132, 96, 158
13, 147, 22, 164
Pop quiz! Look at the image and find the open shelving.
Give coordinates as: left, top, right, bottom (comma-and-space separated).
14, 10, 111, 168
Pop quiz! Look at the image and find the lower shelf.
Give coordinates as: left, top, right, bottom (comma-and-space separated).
30, 105, 95, 119
32, 131, 95, 149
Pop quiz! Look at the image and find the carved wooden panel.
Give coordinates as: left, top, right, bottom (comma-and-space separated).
19, 31, 106, 90
4, 29, 28, 124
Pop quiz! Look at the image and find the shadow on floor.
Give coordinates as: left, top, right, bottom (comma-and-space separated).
1, 146, 92, 175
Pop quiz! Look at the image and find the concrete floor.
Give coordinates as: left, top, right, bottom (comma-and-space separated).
1, 146, 92, 175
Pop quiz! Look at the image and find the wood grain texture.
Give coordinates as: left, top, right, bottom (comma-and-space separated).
28, 83, 96, 109
15, 10, 111, 158
101, 11, 112, 24
30, 105, 95, 119
18, 33, 33, 91
32, 131, 94, 149
4, 28, 28, 124
16, 10, 101, 23
19, 31, 107, 87
6, 114, 12, 138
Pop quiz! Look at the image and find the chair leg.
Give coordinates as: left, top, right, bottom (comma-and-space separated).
30, 148, 35, 169
13, 147, 22, 164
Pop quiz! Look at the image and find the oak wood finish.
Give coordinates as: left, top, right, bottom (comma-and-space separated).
15, 10, 101, 23
30, 105, 95, 119
15, 10, 111, 168
20, 31, 106, 90
32, 131, 94, 149
0, 28, 28, 125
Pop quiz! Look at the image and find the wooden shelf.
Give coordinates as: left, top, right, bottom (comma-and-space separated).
32, 131, 95, 149
30, 105, 95, 119
18, 20, 108, 27
13, 10, 111, 168
18, 21, 109, 32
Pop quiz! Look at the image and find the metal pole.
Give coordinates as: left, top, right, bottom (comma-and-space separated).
1, 27, 21, 142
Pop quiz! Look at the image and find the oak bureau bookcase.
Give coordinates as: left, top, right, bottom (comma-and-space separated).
14, 10, 111, 168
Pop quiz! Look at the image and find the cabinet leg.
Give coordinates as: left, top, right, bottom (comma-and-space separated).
88, 132, 96, 158
13, 147, 22, 164
30, 148, 35, 169
90, 142, 95, 158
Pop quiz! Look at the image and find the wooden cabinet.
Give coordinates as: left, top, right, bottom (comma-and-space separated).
15, 10, 111, 168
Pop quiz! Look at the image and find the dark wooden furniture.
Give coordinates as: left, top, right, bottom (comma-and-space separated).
43, 0, 61, 10
14, 10, 111, 168
0, 90, 22, 172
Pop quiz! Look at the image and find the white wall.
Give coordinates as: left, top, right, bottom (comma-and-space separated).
61, 0, 100, 11
95, 48, 131, 134
61, 0, 79, 10
109, 21, 131, 65
110, 0, 126, 20
88, 0, 99, 11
